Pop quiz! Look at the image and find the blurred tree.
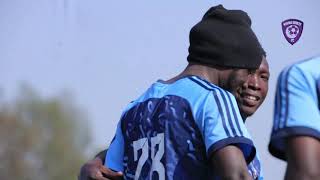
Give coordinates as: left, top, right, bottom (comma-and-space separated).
0, 84, 91, 180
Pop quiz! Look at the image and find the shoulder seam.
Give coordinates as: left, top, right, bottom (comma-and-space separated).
188, 76, 220, 92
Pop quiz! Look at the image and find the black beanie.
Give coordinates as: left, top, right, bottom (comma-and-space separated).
187, 5, 266, 69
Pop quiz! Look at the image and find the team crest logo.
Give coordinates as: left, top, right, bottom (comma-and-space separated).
282, 19, 304, 45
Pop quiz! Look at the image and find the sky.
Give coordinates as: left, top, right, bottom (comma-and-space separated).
1, 0, 320, 179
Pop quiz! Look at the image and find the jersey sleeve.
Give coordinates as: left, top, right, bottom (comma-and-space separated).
269, 65, 320, 160
195, 88, 256, 164
105, 121, 124, 172
248, 154, 263, 180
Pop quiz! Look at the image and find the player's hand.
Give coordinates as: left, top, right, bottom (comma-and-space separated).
78, 157, 123, 180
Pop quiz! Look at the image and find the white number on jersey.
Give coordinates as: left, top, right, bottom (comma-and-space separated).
133, 133, 165, 180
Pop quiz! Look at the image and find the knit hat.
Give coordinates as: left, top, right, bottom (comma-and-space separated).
187, 5, 265, 69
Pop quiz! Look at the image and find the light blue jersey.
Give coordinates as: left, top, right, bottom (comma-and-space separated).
106, 76, 261, 179
269, 56, 320, 160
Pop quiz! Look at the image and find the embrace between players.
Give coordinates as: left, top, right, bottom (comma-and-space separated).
79, 5, 320, 180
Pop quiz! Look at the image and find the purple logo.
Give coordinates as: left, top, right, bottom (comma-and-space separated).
282, 19, 304, 45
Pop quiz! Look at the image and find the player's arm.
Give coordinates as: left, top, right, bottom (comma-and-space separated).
210, 145, 253, 180
78, 149, 123, 180
79, 118, 125, 180
285, 136, 320, 180
95, 149, 107, 162
197, 87, 256, 180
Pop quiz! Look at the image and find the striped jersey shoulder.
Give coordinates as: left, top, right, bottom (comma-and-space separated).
286, 56, 320, 73
187, 76, 231, 95
276, 60, 309, 88
187, 76, 238, 105
277, 56, 320, 87
277, 62, 299, 84
295, 56, 320, 75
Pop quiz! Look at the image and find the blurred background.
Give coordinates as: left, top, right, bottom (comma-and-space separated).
1, 0, 319, 179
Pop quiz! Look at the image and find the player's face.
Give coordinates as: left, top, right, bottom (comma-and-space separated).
220, 67, 252, 106
236, 57, 269, 119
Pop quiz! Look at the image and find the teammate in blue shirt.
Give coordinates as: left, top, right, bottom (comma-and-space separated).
79, 5, 268, 180
269, 56, 320, 180
107, 75, 255, 180
79, 58, 269, 180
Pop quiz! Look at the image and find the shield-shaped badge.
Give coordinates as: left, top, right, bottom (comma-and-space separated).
282, 19, 304, 45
